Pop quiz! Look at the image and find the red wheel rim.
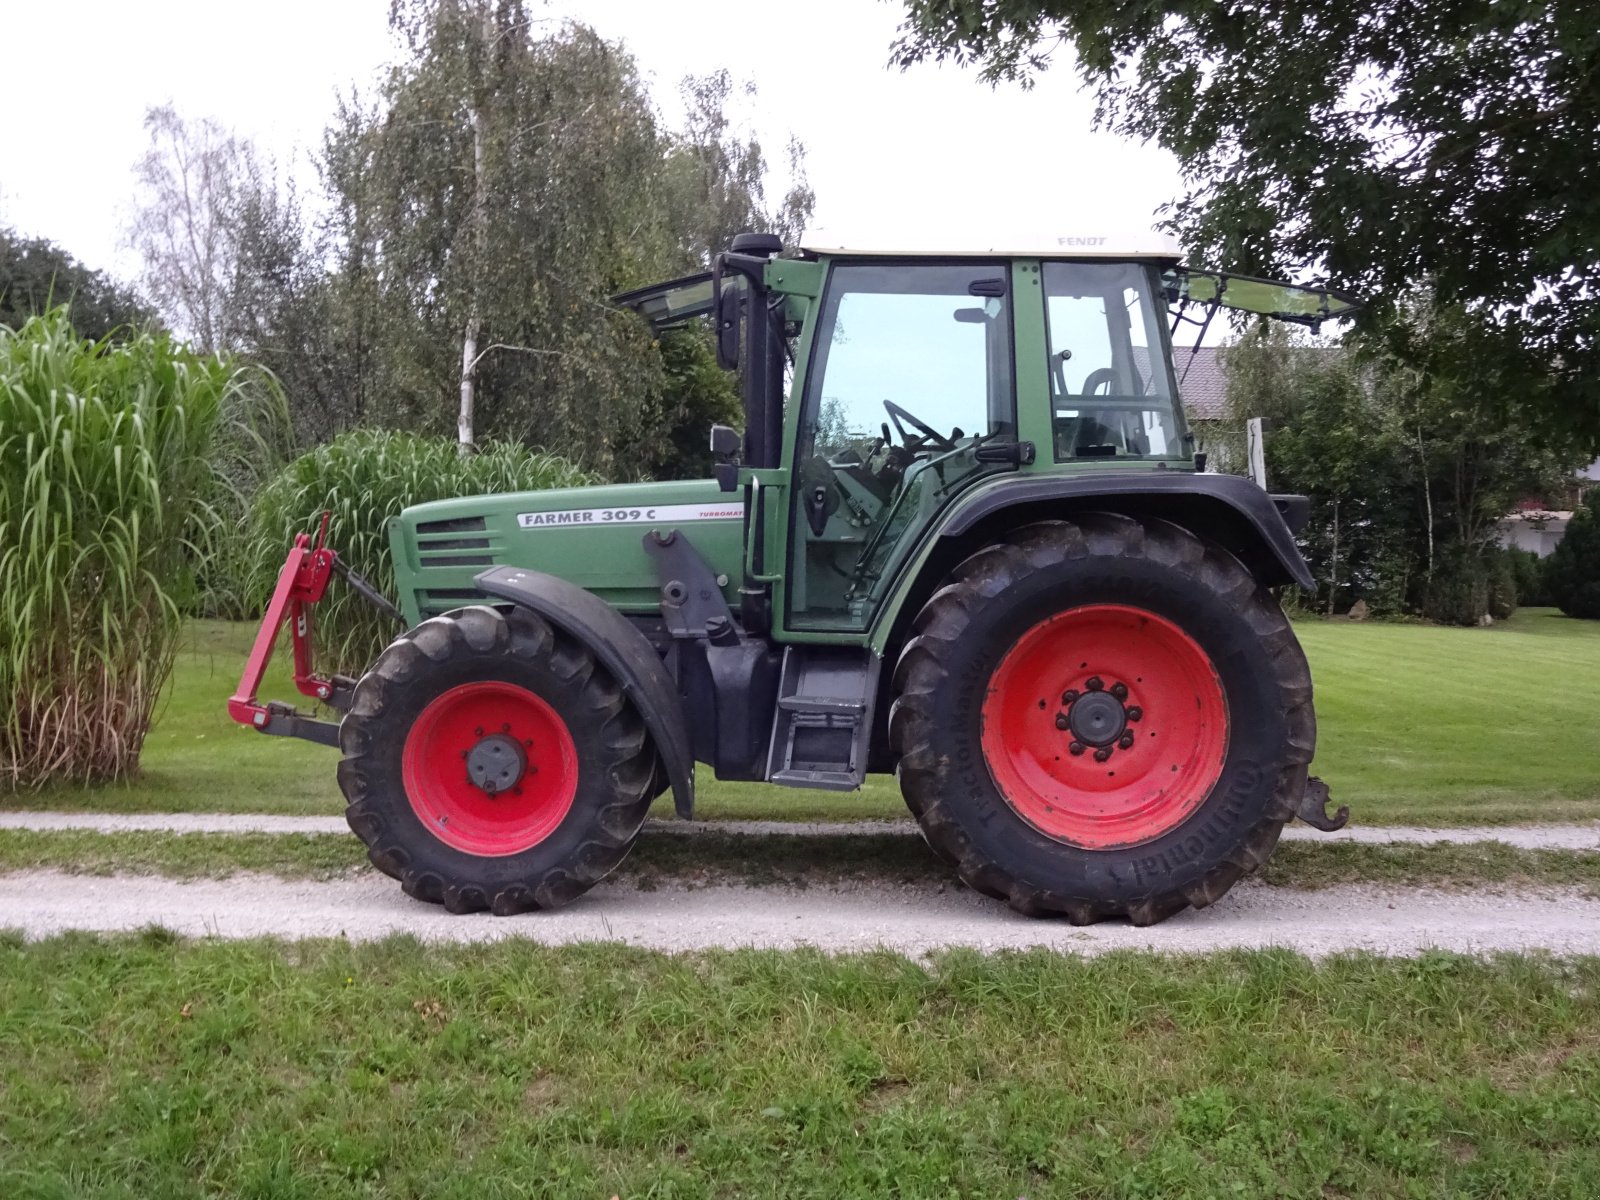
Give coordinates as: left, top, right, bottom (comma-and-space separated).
979, 604, 1228, 848
401, 681, 578, 856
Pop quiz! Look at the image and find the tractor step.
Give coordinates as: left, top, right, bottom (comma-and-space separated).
766, 646, 880, 791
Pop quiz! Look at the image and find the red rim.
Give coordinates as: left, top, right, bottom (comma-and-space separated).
979, 604, 1228, 849
401, 681, 578, 856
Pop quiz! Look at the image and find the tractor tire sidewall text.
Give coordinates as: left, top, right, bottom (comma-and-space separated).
337, 605, 654, 915
890, 514, 1314, 925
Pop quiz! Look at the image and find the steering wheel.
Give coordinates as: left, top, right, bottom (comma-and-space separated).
882, 400, 957, 453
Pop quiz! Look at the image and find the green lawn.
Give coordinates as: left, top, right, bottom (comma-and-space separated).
9, 608, 1600, 826
3, 935, 1599, 1198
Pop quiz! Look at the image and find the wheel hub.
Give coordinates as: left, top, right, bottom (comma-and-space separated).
465, 733, 527, 796
1065, 689, 1126, 747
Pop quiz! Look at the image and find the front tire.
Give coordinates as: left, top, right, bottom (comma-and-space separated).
889, 514, 1314, 925
338, 605, 654, 914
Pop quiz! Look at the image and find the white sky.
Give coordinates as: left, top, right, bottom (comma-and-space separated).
0, 0, 1183, 284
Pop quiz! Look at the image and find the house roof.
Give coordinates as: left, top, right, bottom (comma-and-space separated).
1173, 346, 1230, 422
1128, 345, 1230, 422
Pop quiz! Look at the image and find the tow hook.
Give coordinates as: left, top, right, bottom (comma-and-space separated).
1294, 776, 1349, 832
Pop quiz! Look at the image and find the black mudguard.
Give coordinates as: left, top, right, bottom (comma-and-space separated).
941, 472, 1315, 590
475, 565, 695, 819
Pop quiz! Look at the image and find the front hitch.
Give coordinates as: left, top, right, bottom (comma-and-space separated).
226, 513, 404, 746
1293, 776, 1350, 832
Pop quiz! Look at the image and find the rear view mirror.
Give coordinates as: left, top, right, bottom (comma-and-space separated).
952, 307, 987, 324
715, 275, 741, 370
709, 423, 741, 458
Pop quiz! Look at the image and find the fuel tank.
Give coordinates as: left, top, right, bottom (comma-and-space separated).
389, 478, 746, 625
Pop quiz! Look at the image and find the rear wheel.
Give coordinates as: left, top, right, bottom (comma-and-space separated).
889, 514, 1314, 925
338, 605, 654, 914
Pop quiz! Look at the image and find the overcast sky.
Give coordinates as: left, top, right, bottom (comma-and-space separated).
0, 0, 1182, 283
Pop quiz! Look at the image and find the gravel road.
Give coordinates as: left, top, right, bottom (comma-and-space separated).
3, 869, 1598, 956
3, 809, 1599, 849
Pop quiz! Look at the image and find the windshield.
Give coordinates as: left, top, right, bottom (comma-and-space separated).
1043, 261, 1187, 462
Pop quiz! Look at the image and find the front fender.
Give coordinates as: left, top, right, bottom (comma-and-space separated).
474, 565, 694, 819
937, 471, 1315, 590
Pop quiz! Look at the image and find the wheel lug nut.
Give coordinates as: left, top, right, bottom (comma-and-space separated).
1110, 682, 1128, 701
1118, 731, 1135, 750
1062, 689, 1080, 705
1069, 741, 1085, 756
1055, 713, 1070, 730
1126, 706, 1142, 723
1086, 677, 1104, 692
1093, 746, 1113, 763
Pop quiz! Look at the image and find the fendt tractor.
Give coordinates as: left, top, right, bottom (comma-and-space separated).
230, 231, 1358, 925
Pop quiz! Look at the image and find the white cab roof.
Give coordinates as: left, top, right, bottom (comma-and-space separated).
798, 229, 1184, 261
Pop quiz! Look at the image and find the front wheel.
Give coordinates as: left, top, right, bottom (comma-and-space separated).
889, 514, 1314, 925
338, 605, 655, 914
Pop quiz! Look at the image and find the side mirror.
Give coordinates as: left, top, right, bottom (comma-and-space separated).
710, 423, 742, 493
713, 261, 741, 371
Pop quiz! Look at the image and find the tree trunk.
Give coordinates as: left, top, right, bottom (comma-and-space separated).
457, 2, 492, 456
458, 314, 480, 453
1326, 496, 1341, 618
1418, 421, 1434, 578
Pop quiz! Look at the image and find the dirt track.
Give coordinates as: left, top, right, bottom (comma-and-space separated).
3, 868, 1598, 957
5, 812, 1598, 955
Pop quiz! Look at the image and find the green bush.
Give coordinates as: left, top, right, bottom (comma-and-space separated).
245, 430, 592, 671
1506, 547, 1554, 608
1546, 492, 1600, 620
1421, 546, 1491, 626
0, 311, 272, 789
1486, 547, 1519, 621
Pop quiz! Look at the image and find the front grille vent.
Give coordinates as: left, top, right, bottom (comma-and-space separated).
416, 516, 487, 534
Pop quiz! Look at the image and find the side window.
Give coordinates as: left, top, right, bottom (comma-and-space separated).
807, 266, 1012, 461
1045, 262, 1185, 462
790, 262, 1015, 630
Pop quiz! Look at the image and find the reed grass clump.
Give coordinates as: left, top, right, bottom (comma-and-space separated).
0, 311, 278, 790
246, 430, 591, 671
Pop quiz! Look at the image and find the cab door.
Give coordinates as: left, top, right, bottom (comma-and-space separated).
784, 260, 1018, 634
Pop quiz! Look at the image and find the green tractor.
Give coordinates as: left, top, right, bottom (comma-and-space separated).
230, 232, 1355, 924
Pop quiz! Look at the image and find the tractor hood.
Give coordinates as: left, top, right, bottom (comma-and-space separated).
389, 478, 746, 625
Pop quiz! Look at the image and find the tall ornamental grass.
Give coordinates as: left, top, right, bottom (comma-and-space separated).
246, 430, 591, 672
0, 311, 281, 790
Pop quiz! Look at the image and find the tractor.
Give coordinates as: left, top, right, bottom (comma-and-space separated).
229, 231, 1356, 925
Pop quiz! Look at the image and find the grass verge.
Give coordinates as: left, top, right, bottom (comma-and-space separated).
2, 934, 1600, 1197
4, 827, 1600, 894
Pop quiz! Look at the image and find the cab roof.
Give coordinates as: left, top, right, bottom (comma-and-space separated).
796, 229, 1185, 261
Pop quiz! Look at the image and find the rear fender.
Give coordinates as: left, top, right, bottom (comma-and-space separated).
936, 472, 1314, 590
474, 565, 695, 818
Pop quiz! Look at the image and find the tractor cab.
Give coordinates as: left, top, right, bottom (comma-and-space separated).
616, 234, 1358, 635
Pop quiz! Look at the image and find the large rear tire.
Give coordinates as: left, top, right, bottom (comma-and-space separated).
338, 605, 654, 914
889, 514, 1314, 925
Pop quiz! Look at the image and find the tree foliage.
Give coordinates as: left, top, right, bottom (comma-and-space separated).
1545, 491, 1600, 619
0, 229, 152, 340
894, 0, 1600, 446
1223, 297, 1584, 622
168, 3, 810, 479
129, 105, 248, 354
